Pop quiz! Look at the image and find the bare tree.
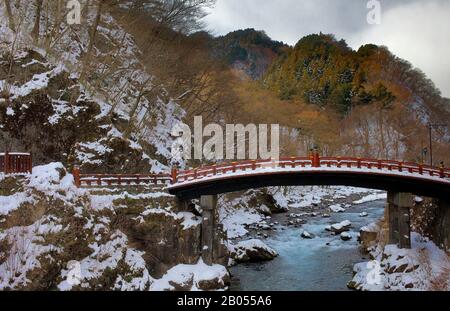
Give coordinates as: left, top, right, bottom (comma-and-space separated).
31, 0, 44, 42
3, 0, 16, 32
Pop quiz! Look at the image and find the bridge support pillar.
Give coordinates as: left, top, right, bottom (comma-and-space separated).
387, 192, 412, 249
433, 199, 450, 252
200, 195, 217, 265
387, 192, 399, 245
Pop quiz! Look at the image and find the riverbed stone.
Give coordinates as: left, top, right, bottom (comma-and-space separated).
230, 239, 278, 263
301, 231, 313, 239
340, 232, 352, 241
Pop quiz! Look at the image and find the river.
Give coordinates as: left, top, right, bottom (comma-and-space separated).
230, 200, 385, 291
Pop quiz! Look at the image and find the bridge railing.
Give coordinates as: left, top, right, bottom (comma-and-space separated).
0, 152, 32, 174
73, 167, 171, 188
72, 155, 450, 188
174, 157, 313, 183
172, 156, 450, 184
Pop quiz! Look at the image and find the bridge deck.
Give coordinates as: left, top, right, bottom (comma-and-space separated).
168, 157, 450, 200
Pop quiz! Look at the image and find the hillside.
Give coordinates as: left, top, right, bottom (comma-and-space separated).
209, 28, 287, 80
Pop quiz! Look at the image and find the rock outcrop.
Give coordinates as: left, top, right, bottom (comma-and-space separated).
229, 239, 278, 263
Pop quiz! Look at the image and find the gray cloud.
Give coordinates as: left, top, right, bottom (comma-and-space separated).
204, 0, 450, 98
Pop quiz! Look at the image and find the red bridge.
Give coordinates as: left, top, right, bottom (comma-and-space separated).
167, 155, 450, 200
71, 153, 450, 200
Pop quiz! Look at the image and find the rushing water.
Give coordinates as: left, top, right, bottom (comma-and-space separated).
230, 200, 385, 291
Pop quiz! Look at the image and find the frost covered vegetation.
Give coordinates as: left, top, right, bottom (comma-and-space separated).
0, 163, 229, 290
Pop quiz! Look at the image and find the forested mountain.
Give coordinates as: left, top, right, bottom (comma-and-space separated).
209, 28, 287, 79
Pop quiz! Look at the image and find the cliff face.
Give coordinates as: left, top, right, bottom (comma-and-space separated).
0, 164, 229, 291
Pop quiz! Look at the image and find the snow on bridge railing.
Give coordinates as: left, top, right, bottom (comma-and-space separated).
170, 156, 450, 185
0, 152, 32, 174
73, 155, 450, 188
72, 167, 172, 188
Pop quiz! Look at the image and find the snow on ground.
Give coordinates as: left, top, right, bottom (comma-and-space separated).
0, 192, 34, 216
0, 217, 64, 290
220, 186, 383, 240
150, 258, 229, 291
329, 204, 346, 213
90, 191, 172, 211
350, 233, 450, 291
270, 186, 381, 209
353, 192, 387, 204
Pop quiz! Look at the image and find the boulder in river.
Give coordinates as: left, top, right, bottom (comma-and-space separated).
340, 232, 352, 241
359, 222, 380, 249
359, 212, 368, 217
301, 231, 314, 239
230, 239, 278, 263
330, 220, 352, 234
329, 204, 346, 213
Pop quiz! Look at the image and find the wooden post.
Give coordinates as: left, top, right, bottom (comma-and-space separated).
28, 153, 33, 174
4, 151, 9, 174
171, 168, 178, 184
73, 166, 81, 188
313, 152, 320, 168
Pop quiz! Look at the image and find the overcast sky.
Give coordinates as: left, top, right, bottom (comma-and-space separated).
204, 0, 450, 98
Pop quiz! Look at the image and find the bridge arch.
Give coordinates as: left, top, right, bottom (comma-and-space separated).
168, 157, 450, 200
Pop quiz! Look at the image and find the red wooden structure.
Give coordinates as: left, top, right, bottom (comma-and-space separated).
73, 152, 450, 188
72, 166, 171, 188
170, 155, 450, 184
0, 152, 32, 174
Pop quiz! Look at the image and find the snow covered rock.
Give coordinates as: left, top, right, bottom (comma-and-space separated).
359, 212, 369, 217
340, 232, 352, 241
230, 239, 278, 263
330, 220, 352, 234
359, 223, 380, 249
349, 233, 450, 291
301, 231, 313, 239
329, 204, 345, 213
150, 259, 230, 291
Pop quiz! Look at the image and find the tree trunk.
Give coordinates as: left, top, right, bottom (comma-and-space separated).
31, 0, 44, 42
81, 1, 103, 81
4, 0, 16, 32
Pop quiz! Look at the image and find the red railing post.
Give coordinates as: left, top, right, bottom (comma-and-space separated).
337, 157, 341, 168
232, 162, 237, 173
377, 160, 382, 170
171, 168, 178, 184
440, 164, 445, 178
291, 157, 296, 168
357, 158, 361, 169
252, 160, 257, 170
312, 151, 320, 168
419, 164, 423, 175
28, 152, 33, 174
212, 165, 217, 175
399, 162, 403, 172
73, 166, 81, 188
4, 151, 9, 174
